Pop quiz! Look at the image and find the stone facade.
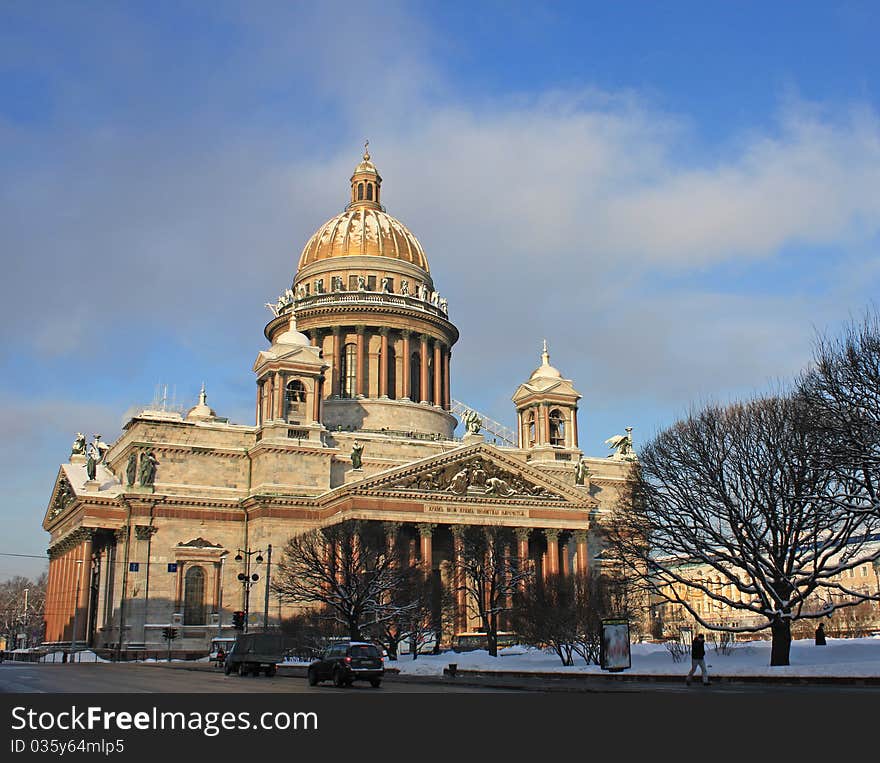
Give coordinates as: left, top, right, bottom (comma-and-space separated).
41, 150, 638, 653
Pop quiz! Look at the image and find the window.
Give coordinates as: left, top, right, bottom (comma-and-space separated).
129, 562, 139, 573
183, 566, 206, 625
861, 566, 869, 577
357, 183, 364, 201
348, 274, 358, 291
167, 563, 178, 573
410, 351, 421, 401
342, 343, 357, 398
367, 275, 377, 291
285, 380, 306, 417
549, 409, 565, 446
366, 183, 373, 201
527, 411, 536, 447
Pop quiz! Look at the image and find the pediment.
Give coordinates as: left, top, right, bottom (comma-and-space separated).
178, 537, 223, 548
345, 443, 594, 505
512, 377, 580, 402
44, 468, 77, 525
252, 343, 325, 372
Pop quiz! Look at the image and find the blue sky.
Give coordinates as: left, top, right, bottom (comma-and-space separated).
2, 1, 880, 579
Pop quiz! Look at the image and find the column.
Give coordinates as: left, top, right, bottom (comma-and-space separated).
313, 376, 324, 424
420, 334, 429, 403
46, 555, 58, 641
401, 331, 411, 400
379, 327, 389, 398
77, 536, 93, 644
443, 347, 451, 410
560, 533, 570, 578
515, 528, 530, 591
575, 531, 589, 576
453, 527, 466, 633
331, 328, 342, 397
275, 371, 285, 419
59, 551, 71, 640
355, 326, 366, 397
433, 341, 442, 407
544, 529, 560, 577
572, 407, 579, 448
312, 376, 322, 423
418, 524, 434, 575
255, 383, 262, 425
543, 404, 551, 446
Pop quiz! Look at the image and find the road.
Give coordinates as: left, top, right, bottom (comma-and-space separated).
0, 663, 507, 693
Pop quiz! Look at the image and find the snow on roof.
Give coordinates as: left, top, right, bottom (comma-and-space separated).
61, 461, 122, 497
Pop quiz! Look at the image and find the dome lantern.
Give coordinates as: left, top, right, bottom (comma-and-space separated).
349, 141, 382, 210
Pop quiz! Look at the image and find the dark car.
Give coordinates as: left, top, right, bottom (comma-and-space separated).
307, 641, 384, 688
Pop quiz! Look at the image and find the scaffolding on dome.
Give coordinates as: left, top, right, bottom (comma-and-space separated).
450, 399, 517, 448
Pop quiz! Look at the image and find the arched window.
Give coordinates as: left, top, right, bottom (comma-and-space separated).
183, 566, 206, 625
341, 343, 357, 398
378, 343, 396, 400
549, 409, 565, 446
285, 379, 306, 419
410, 351, 421, 401
527, 411, 536, 447
366, 183, 374, 201
357, 183, 364, 201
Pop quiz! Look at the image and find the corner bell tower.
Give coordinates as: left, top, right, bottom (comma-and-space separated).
512, 340, 582, 463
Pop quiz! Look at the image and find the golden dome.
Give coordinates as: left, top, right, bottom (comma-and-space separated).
296, 147, 430, 273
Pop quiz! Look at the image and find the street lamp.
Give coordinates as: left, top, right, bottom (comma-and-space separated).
70, 559, 83, 658
235, 548, 264, 633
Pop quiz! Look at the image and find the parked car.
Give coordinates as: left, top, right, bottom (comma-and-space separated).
307, 641, 384, 688
209, 638, 236, 667
224, 633, 289, 677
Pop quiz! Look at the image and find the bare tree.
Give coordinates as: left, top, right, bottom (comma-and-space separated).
609, 395, 880, 666
800, 310, 880, 517
272, 520, 422, 641
456, 526, 532, 657
0, 574, 46, 649
513, 573, 579, 665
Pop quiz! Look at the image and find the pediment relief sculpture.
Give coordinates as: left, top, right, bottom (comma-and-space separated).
389, 456, 561, 500
49, 476, 75, 520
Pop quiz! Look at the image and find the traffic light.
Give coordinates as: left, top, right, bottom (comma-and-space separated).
161, 627, 178, 641
232, 611, 245, 630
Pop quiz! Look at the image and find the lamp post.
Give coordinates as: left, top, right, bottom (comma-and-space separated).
235, 548, 264, 633
262, 544, 272, 632
70, 559, 83, 658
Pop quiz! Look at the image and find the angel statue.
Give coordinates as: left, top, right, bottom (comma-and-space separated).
71, 432, 86, 456
604, 427, 636, 461
462, 409, 482, 435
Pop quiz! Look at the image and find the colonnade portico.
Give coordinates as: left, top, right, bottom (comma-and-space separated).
337, 519, 592, 637
316, 325, 452, 409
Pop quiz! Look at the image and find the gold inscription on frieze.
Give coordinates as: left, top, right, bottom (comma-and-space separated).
424, 504, 528, 518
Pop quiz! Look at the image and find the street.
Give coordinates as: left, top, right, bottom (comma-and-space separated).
1, 661, 878, 694
0, 663, 507, 693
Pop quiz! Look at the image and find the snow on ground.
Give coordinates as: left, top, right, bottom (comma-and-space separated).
39, 650, 109, 663
389, 637, 880, 678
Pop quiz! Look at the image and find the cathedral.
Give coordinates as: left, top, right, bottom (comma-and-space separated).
42, 149, 636, 653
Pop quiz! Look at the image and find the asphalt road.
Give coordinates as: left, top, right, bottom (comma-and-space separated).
0, 663, 507, 693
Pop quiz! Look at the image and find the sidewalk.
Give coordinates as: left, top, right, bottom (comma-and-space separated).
145, 658, 880, 688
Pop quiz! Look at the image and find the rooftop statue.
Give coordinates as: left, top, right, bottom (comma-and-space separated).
604, 427, 636, 461
351, 440, 364, 470
400, 279, 409, 296
574, 455, 590, 485
462, 409, 482, 435
125, 451, 138, 486
71, 432, 86, 456
139, 450, 159, 487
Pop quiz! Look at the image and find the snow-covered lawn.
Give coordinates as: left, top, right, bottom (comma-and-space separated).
389, 637, 880, 678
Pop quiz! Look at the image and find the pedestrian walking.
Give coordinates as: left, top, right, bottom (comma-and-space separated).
686, 633, 710, 685
815, 623, 826, 646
